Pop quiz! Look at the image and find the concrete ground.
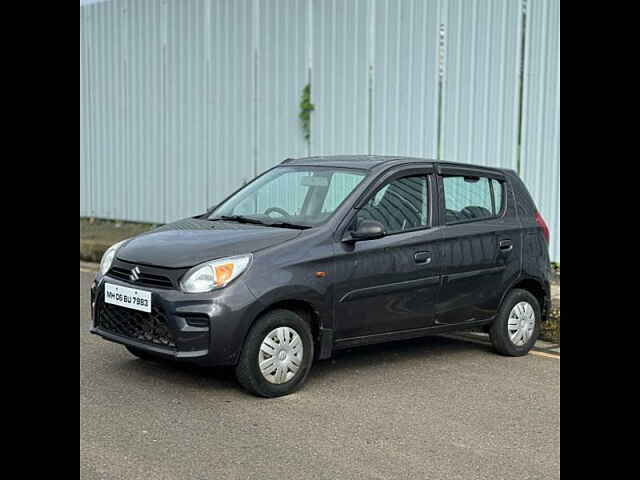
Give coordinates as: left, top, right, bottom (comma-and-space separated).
80, 269, 560, 480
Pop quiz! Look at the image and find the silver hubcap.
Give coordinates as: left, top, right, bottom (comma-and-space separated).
259, 327, 304, 385
508, 302, 536, 347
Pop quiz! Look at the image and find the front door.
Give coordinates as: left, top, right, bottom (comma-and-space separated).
333, 171, 444, 340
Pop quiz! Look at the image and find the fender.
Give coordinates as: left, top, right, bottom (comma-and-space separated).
499, 274, 551, 323
250, 284, 333, 330
242, 284, 336, 361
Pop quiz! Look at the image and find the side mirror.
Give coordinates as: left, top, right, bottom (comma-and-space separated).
348, 220, 386, 242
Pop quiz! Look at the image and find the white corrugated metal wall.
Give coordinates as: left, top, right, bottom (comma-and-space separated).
257, 0, 311, 173
311, 0, 372, 156
371, 0, 442, 158
521, 0, 560, 261
80, 0, 560, 260
441, 0, 523, 170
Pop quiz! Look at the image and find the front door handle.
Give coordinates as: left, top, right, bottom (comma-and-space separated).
499, 240, 514, 252
414, 251, 432, 264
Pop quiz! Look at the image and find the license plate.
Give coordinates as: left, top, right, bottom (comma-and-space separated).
105, 284, 152, 313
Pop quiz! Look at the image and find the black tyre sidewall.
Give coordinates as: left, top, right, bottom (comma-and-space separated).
236, 310, 314, 398
491, 289, 541, 357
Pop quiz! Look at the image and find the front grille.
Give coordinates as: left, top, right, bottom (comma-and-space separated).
97, 301, 177, 349
109, 266, 174, 289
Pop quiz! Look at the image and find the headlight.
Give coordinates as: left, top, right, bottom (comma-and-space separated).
181, 255, 253, 293
100, 240, 126, 276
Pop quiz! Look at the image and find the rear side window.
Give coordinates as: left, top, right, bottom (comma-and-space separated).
443, 176, 504, 224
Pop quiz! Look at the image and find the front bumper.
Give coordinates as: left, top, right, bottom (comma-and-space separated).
90, 272, 260, 367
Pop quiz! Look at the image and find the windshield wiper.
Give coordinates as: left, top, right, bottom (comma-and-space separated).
211, 215, 270, 226
265, 222, 312, 230
212, 216, 311, 230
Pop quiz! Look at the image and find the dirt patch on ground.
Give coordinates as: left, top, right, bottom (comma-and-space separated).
540, 284, 560, 344
80, 218, 157, 263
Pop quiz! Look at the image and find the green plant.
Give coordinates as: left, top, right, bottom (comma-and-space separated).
299, 84, 315, 143
540, 307, 560, 344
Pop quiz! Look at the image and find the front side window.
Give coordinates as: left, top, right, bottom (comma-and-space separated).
211, 167, 367, 228
356, 176, 430, 234
443, 175, 504, 224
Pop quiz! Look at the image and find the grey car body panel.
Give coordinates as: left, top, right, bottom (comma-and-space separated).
435, 166, 523, 326
91, 156, 551, 366
117, 218, 302, 268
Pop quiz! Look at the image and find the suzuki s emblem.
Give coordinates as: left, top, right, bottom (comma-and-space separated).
130, 267, 141, 283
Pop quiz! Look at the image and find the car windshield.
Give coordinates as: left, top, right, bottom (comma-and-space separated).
209, 166, 368, 228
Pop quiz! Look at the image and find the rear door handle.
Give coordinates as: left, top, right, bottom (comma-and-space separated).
499, 240, 514, 252
414, 251, 432, 264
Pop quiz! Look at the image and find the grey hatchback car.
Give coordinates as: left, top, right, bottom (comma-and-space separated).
91, 156, 552, 398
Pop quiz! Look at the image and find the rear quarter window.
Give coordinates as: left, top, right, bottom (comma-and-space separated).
492, 179, 505, 215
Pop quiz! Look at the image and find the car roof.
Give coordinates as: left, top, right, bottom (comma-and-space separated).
281, 155, 510, 174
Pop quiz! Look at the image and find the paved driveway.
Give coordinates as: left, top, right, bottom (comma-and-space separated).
80, 271, 560, 480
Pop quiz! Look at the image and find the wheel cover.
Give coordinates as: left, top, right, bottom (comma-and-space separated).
258, 327, 304, 385
508, 302, 536, 347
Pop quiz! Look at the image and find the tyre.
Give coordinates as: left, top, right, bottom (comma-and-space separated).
235, 309, 314, 398
490, 289, 541, 357
126, 346, 157, 362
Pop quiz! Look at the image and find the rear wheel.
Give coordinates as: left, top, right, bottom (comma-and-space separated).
490, 289, 541, 357
235, 309, 314, 398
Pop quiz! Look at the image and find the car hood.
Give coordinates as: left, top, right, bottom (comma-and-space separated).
117, 218, 302, 269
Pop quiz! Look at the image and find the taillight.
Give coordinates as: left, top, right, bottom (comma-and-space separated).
535, 211, 550, 244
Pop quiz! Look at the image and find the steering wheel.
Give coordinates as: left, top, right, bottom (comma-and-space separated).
264, 207, 291, 219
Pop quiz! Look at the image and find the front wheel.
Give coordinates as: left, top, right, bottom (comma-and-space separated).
490, 289, 541, 357
235, 310, 314, 398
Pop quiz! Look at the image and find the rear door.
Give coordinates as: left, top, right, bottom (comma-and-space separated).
436, 166, 522, 325
333, 166, 444, 339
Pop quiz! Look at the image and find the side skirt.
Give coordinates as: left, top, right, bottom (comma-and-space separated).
333, 319, 495, 351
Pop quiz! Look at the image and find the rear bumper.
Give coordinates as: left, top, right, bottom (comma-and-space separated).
90, 272, 261, 367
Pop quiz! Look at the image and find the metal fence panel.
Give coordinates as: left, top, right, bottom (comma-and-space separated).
207, 0, 257, 211
80, 7, 92, 217
80, 0, 560, 259
163, 0, 210, 221
371, 0, 442, 159
162, 0, 257, 220
256, 0, 311, 174
79, 0, 256, 224
124, 0, 170, 223
522, 0, 560, 261
441, 0, 523, 170
83, 0, 128, 221
311, 0, 371, 156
